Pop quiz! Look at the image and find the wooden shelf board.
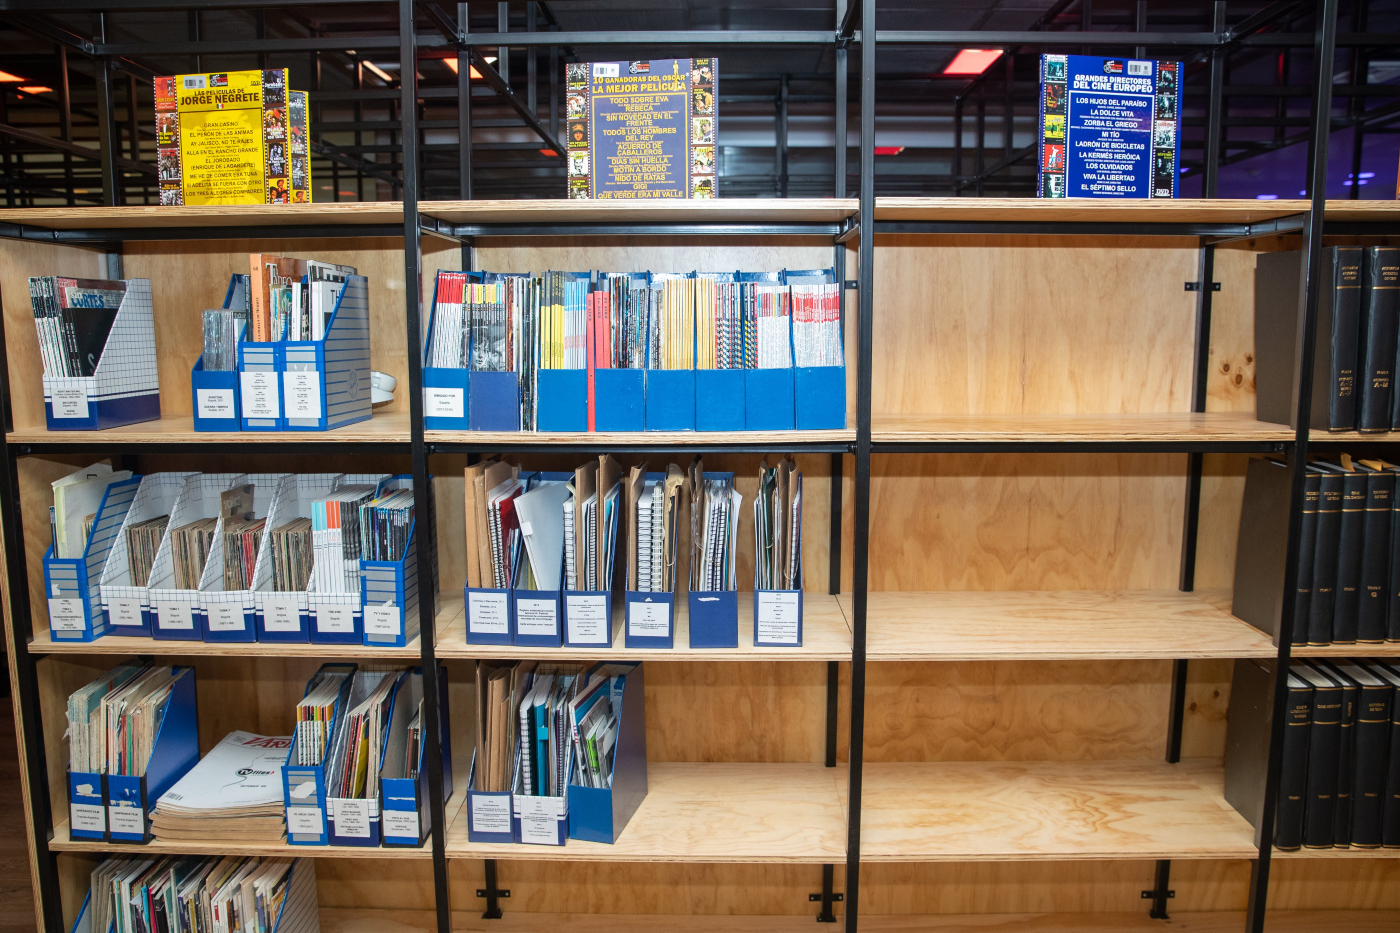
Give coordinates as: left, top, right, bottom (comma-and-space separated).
420, 198, 858, 225
849, 590, 1277, 661
444, 762, 847, 863
7, 411, 411, 445
0, 202, 405, 229
29, 628, 422, 658
859, 759, 1257, 862
425, 427, 855, 447
1322, 200, 1400, 223
1272, 846, 1400, 858
435, 593, 851, 661
325, 910, 838, 933
870, 412, 1293, 444
873, 197, 1311, 225
48, 819, 430, 858
1190, 588, 1400, 657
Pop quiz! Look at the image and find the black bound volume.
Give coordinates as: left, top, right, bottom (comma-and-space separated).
1278, 668, 1315, 849
1223, 658, 1311, 849
1319, 662, 1358, 847
1367, 661, 1400, 847
1357, 462, 1395, 643
1231, 458, 1296, 644
1254, 247, 1364, 430
1294, 470, 1323, 646
1361, 247, 1400, 431
1339, 662, 1391, 848
1310, 470, 1345, 645
1326, 461, 1368, 643
1298, 663, 1343, 848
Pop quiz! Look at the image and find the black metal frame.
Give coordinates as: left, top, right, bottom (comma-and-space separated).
0, 2, 1385, 932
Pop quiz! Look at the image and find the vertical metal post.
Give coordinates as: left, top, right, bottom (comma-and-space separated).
189, 10, 202, 72
1080, 0, 1092, 54
126, 73, 140, 164
1202, 1, 1227, 195
482, 859, 504, 919
975, 85, 985, 196
527, 2, 537, 117
776, 74, 789, 198
953, 96, 963, 195
498, 2, 510, 91
845, 0, 875, 929
93, 13, 118, 206
460, 2, 473, 198
1348, 0, 1369, 199
0, 78, 11, 206
1275, 48, 1290, 148
257, 11, 268, 70
399, 3, 451, 932
57, 44, 74, 205
550, 43, 559, 142
1246, 1, 1337, 929
1135, 0, 1147, 59
1003, 52, 1013, 162
835, 0, 847, 198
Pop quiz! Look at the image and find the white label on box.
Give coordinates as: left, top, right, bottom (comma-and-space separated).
756, 591, 801, 644
516, 598, 558, 636
468, 591, 509, 634
71, 802, 105, 833
262, 597, 301, 632
206, 602, 244, 632
239, 371, 280, 418
383, 808, 420, 840
565, 594, 609, 644
317, 603, 355, 633
366, 604, 401, 636
628, 599, 670, 637
286, 806, 324, 835
470, 795, 511, 834
154, 601, 194, 631
424, 387, 464, 419
108, 805, 144, 835
517, 795, 564, 845
283, 371, 323, 419
593, 63, 619, 78
108, 597, 143, 627
48, 598, 85, 632
52, 386, 89, 419
333, 798, 371, 838
196, 388, 236, 419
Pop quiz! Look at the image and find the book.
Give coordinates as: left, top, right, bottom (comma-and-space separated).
310, 485, 377, 593
152, 731, 290, 842
1326, 459, 1368, 643
249, 254, 307, 344
1277, 668, 1314, 849
1357, 461, 1395, 642
1309, 470, 1344, 646
1338, 662, 1394, 848
1294, 470, 1322, 647
1360, 247, 1400, 430
221, 517, 266, 590
1365, 660, 1400, 846
1297, 662, 1343, 848
1317, 662, 1359, 847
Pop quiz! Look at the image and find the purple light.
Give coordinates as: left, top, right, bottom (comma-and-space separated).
1256, 194, 1279, 200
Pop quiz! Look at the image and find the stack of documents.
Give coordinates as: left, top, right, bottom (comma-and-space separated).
29, 276, 127, 378
221, 516, 266, 590
125, 515, 170, 587
152, 731, 289, 842
270, 517, 313, 591
310, 485, 377, 593
790, 281, 843, 367
755, 457, 803, 590
324, 669, 401, 801
51, 463, 134, 559
561, 455, 621, 592
625, 463, 685, 593
476, 660, 578, 792
294, 667, 352, 766
567, 664, 635, 790
201, 309, 243, 372
170, 518, 218, 590
357, 488, 415, 562
516, 664, 584, 797
516, 474, 572, 592
67, 659, 147, 774
464, 459, 530, 590
84, 853, 316, 933
688, 458, 741, 592
105, 665, 189, 779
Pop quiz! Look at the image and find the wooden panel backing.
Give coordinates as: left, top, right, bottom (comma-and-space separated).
870, 235, 1203, 417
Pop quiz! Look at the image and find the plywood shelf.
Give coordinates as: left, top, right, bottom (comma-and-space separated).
1191, 588, 1400, 657
444, 762, 847, 863
28, 628, 422, 658
870, 412, 1293, 446
425, 427, 855, 448
859, 760, 1258, 862
0, 202, 405, 230
1322, 200, 1400, 224
48, 819, 431, 858
873, 197, 1310, 225
434, 593, 851, 661
847, 590, 1277, 661
420, 198, 858, 225
1272, 846, 1400, 858
7, 411, 411, 446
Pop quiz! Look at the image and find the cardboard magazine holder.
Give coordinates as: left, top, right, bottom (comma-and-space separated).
145, 473, 247, 641
99, 472, 198, 638
105, 666, 200, 843
467, 271, 534, 432
513, 742, 570, 846
686, 470, 739, 648
564, 505, 619, 649
422, 270, 480, 431
734, 271, 793, 431
625, 471, 676, 649
283, 662, 357, 846
465, 585, 513, 645
645, 368, 695, 432
191, 274, 247, 432
536, 271, 592, 432
198, 472, 289, 643
511, 472, 570, 648
307, 475, 396, 646
591, 271, 647, 432
45, 475, 141, 642
43, 278, 161, 431
568, 662, 648, 843
786, 268, 847, 431
693, 272, 744, 433
358, 474, 435, 649
754, 587, 804, 648
380, 667, 453, 847
283, 274, 372, 431
466, 751, 515, 843
326, 669, 405, 846
238, 323, 283, 432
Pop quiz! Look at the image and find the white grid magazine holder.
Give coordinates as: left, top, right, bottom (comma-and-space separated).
145, 472, 246, 636
284, 273, 372, 430
306, 473, 393, 638
43, 278, 160, 429
198, 472, 291, 636
99, 471, 198, 631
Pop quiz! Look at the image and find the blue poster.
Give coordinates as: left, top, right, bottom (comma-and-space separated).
1038, 54, 1180, 199
566, 59, 717, 200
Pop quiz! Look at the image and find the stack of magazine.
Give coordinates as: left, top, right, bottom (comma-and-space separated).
125, 515, 170, 586
67, 661, 190, 779
755, 457, 802, 590
358, 488, 415, 562
271, 517, 314, 591
310, 485, 377, 593
152, 731, 289, 842
221, 516, 266, 590
28, 276, 127, 378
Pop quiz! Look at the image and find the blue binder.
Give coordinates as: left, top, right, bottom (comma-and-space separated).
466, 751, 515, 844
645, 370, 695, 431
360, 514, 426, 649
688, 590, 738, 649
283, 663, 357, 846
745, 367, 795, 431
625, 470, 675, 648
283, 275, 373, 431
106, 666, 200, 843
381, 667, 452, 847
191, 275, 247, 432
568, 663, 648, 843
44, 475, 141, 642
595, 368, 645, 431
466, 271, 533, 431
465, 586, 513, 645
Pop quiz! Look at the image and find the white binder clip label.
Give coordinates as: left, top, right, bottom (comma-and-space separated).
108, 805, 144, 835
384, 808, 420, 840
239, 371, 280, 418
196, 388, 235, 419
154, 601, 194, 631
47, 598, 84, 632
206, 602, 244, 632
565, 594, 609, 644
628, 599, 670, 637
287, 806, 324, 835
468, 591, 509, 634
471, 795, 511, 834
424, 387, 464, 419
516, 599, 558, 636
316, 603, 355, 633
52, 386, 89, 419
262, 597, 301, 632
108, 597, 143, 627
283, 371, 323, 419
70, 803, 105, 833
366, 603, 401, 636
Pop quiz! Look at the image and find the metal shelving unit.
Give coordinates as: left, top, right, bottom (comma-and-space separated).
1, 3, 1396, 933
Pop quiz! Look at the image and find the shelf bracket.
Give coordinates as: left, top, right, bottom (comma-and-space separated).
811, 865, 843, 923
1142, 859, 1175, 919
1183, 281, 1221, 291
479, 859, 508, 919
